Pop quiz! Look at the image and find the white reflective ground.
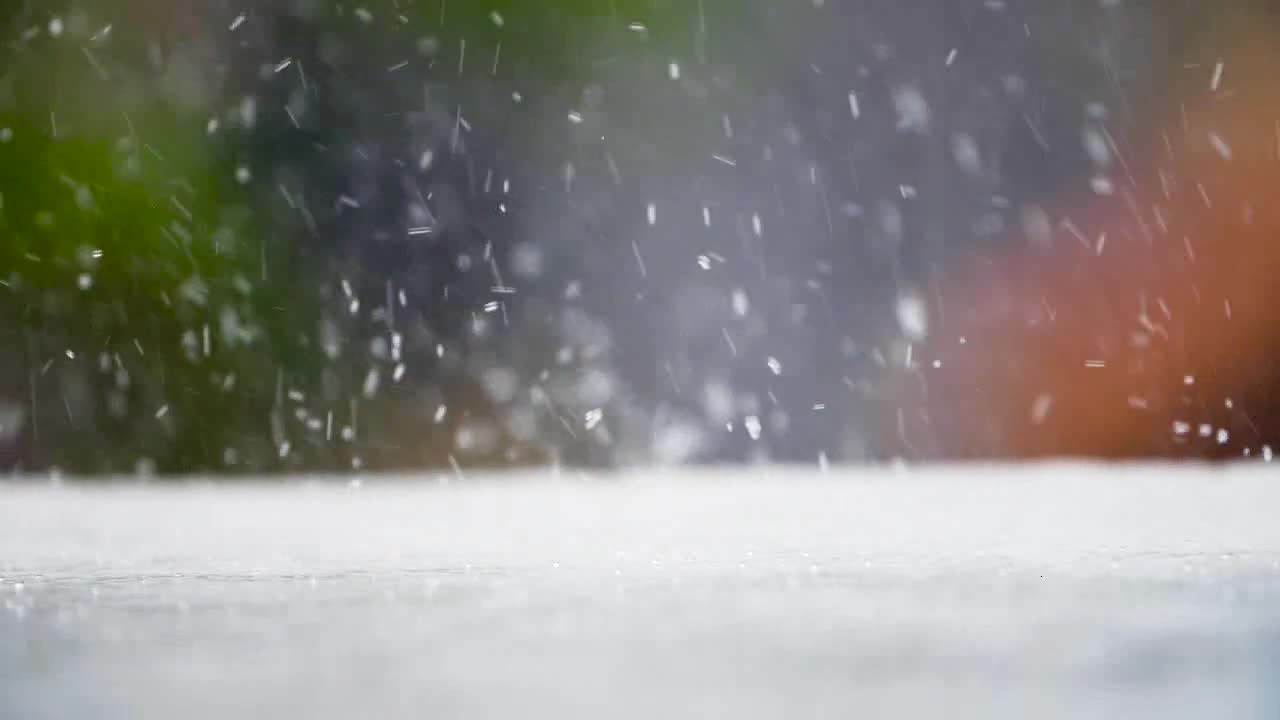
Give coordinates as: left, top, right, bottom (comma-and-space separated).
3, 465, 1279, 719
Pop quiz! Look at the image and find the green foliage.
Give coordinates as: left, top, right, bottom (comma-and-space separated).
0, 76, 323, 474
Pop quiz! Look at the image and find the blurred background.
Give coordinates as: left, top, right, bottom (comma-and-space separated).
1, 0, 1278, 475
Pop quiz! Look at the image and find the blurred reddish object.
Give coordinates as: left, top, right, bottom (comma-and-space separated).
918, 31, 1280, 459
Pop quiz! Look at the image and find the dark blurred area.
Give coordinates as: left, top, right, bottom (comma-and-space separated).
1, 0, 1278, 475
